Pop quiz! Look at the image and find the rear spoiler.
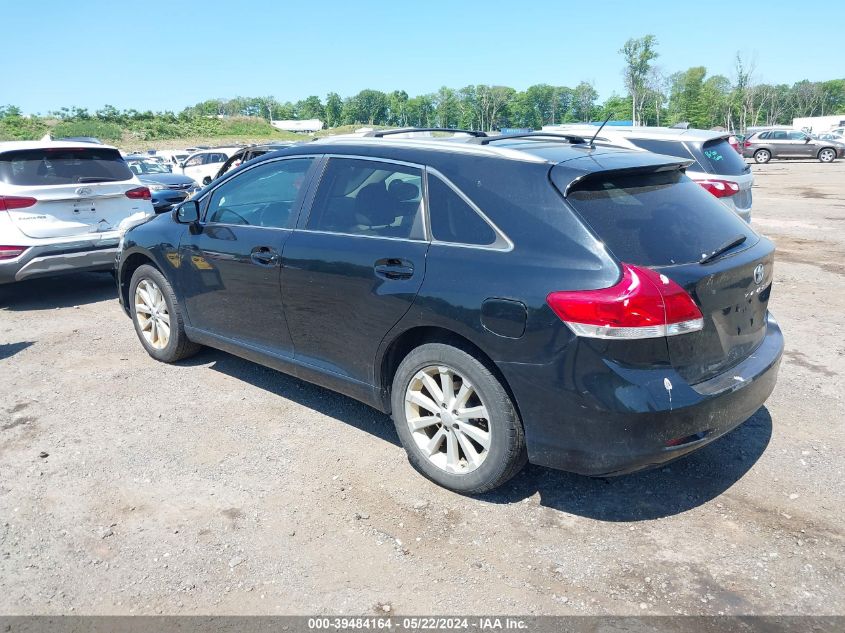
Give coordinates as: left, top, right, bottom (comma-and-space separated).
552, 152, 692, 197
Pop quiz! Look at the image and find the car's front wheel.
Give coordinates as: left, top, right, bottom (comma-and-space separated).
391, 343, 527, 494
129, 264, 200, 363
818, 148, 836, 163
754, 149, 771, 164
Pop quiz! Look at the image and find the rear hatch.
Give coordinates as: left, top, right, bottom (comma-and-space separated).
696, 137, 753, 212
553, 162, 773, 384
0, 146, 151, 238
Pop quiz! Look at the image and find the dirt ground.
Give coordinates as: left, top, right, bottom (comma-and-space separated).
0, 159, 843, 616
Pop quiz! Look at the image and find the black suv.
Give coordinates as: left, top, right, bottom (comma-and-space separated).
116, 129, 783, 493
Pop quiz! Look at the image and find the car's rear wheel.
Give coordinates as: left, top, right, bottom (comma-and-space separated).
754, 149, 771, 164
391, 343, 527, 494
818, 148, 836, 163
129, 264, 200, 363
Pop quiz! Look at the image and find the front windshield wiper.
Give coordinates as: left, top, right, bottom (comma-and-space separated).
700, 234, 747, 264
77, 177, 121, 183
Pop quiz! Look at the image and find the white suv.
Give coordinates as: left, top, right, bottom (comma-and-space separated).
0, 141, 154, 284
177, 148, 239, 186
542, 125, 754, 223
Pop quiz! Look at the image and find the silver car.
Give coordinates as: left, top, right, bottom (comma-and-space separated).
543, 125, 754, 223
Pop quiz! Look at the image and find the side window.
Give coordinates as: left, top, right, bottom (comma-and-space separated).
306, 158, 424, 239
184, 154, 203, 167
787, 131, 805, 140
205, 158, 314, 229
428, 174, 497, 246
771, 131, 787, 140
758, 132, 770, 140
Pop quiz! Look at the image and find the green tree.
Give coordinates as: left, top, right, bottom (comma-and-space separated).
619, 35, 659, 125
572, 81, 598, 122
324, 92, 343, 127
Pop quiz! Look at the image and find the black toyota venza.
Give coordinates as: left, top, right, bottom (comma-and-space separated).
116, 129, 783, 493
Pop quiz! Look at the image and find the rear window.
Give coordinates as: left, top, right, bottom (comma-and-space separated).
0, 147, 133, 186
566, 169, 757, 266
700, 138, 749, 176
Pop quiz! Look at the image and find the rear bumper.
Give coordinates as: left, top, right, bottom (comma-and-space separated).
499, 314, 783, 476
0, 236, 120, 284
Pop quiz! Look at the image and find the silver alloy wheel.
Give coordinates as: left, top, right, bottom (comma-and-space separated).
404, 365, 491, 474
755, 150, 770, 163
819, 149, 835, 163
134, 278, 171, 350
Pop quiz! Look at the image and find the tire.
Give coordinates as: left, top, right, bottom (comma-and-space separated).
129, 264, 200, 363
818, 148, 836, 163
754, 149, 771, 164
391, 343, 527, 494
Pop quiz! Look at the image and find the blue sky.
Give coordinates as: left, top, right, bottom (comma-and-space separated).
3, 0, 841, 114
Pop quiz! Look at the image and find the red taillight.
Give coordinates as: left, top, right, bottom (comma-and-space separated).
0, 196, 37, 211
546, 263, 704, 340
0, 245, 28, 260
125, 186, 151, 200
744, 140, 751, 148
697, 179, 740, 199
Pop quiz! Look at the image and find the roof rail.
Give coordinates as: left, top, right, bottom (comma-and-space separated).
364, 127, 488, 138
472, 132, 587, 145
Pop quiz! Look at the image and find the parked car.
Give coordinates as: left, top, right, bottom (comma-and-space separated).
742, 128, 843, 163
178, 148, 239, 186
212, 142, 299, 181
544, 125, 754, 222
124, 156, 200, 213
0, 141, 154, 284
116, 131, 783, 493
815, 132, 845, 146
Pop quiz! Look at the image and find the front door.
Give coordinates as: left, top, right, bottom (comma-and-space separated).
178, 156, 317, 354
281, 157, 428, 385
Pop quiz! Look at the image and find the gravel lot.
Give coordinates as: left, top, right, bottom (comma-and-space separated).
1, 160, 843, 616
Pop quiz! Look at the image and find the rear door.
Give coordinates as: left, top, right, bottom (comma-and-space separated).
178, 156, 317, 353
556, 165, 772, 384
281, 156, 428, 384
0, 146, 150, 238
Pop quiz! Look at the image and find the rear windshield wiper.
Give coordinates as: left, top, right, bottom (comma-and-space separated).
700, 234, 747, 264
77, 177, 120, 183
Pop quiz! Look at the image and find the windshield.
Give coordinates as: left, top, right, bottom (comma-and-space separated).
0, 147, 133, 185
565, 169, 758, 266
700, 138, 749, 176
127, 160, 171, 175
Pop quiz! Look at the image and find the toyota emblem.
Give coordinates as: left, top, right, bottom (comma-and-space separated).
753, 264, 765, 285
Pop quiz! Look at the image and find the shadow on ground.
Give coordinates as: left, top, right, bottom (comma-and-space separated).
182, 347, 773, 522
0, 272, 117, 311
0, 341, 34, 360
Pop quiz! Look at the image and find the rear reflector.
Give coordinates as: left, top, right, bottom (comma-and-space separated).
0, 196, 37, 211
0, 245, 28, 260
546, 263, 704, 339
125, 187, 152, 200
697, 179, 740, 199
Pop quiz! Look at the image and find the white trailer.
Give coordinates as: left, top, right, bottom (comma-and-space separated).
271, 119, 324, 132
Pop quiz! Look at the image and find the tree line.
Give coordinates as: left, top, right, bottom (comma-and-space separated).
2, 36, 844, 142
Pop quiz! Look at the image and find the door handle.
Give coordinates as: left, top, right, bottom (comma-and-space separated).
250, 246, 279, 266
374, 258, 414, 280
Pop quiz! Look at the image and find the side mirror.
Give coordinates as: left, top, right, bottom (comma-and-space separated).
174, 200, 200, 224
178, 162, 186, 169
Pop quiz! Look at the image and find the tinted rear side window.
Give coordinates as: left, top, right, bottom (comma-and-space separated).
700, 139, 749, 176
566, 170, 757, 266
0, 147, 133, 186
428, 175, 497, 246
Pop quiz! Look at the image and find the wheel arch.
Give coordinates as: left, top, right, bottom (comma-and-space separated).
376, 325, 521, 420
119, 251, 159, 315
